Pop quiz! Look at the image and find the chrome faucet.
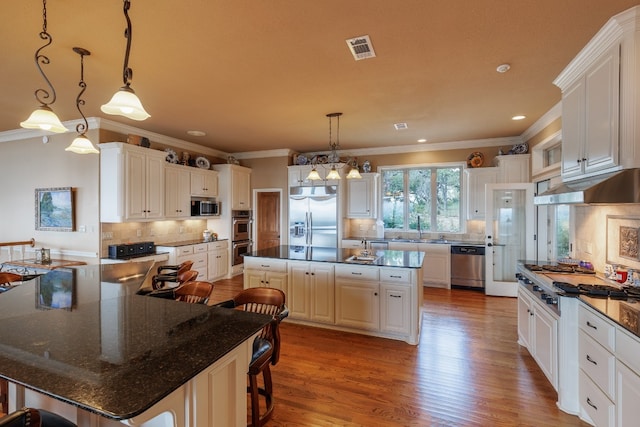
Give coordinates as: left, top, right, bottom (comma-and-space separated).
361, 238, 369, 256
417, 215, 423, 239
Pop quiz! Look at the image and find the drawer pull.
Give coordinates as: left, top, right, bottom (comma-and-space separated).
586, 355, 598, 365
586, 397, 598, 411
390, 275, 402, 278
351, 272, 362, 275
586, 321, 598, 330
390, 294, 402, 298
261, 265, 270, 268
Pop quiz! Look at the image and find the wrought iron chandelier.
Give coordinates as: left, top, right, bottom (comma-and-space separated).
101, 0, 150, 120
20, 0, 68, 133
65, 47, 99, 154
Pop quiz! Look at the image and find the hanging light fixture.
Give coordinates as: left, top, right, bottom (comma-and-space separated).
65, 47, 99, 154
20, 0, 68, 133
101, 0, 150, 120
307, 112, 359, 181
346, 158, 362, 179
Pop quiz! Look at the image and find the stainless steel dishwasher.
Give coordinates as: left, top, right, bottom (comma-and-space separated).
450, 245, 485, 289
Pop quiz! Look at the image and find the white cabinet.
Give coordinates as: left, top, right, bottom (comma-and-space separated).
190, 169, 219, 198
379, 268, 412, 335
615, 327, 640, 427
417, 243, 450, 287
493, 154, 531, 183
464, 167, 498, 220
517, 288, 558, 390
346, 173, 378, 218
100, 142, 165, 222
578, 304, 617, 427
165, 164, 191, 219
334, 265, 380, 330
287, 261, 334, 323
243, 258, 288, 293
213, 164, 251, 211
560, 46, 620, 180
207, 240, 229, 281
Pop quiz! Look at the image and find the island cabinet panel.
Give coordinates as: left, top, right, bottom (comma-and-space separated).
379, 268, 412, 335
243, 258, 288, 293
335, 265, 380, 330
287, 261, 335, 323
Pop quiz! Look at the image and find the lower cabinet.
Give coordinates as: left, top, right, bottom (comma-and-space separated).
243, 258, 288, 293
517, 288, 558, 390
616, 358, 640, 427
288, 261, 335, 323
417, 243, 451, 287
243, 256, 421, 344
207, 241, 229, 281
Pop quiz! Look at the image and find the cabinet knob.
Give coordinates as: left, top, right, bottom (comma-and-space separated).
374, 292, 378, 296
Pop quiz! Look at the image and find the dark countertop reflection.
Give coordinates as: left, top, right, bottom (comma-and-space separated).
0, 261, 269, 420
244, 245, 425, 269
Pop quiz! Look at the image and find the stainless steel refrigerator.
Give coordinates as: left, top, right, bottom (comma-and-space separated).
289, 185, 338, 248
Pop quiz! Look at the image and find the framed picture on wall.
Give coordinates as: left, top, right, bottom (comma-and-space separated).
35, 187, 75, 232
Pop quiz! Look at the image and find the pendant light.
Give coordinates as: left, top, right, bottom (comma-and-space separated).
65, 48, 99, 154
101, 0, 150, 120
20, 0, 68, 133
346, 159, 362, 179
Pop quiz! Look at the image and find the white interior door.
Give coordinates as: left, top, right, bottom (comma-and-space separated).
485, 183, 535, 297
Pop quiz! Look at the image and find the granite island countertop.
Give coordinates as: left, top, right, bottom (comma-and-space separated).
0, 261, 270, 420
244, 245, 425, 269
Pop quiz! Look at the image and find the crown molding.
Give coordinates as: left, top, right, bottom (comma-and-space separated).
232, 149, 295, 159
94, 118, 229, 159
520, 101, 561, 142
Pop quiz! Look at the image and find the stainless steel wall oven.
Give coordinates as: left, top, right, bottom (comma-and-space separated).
231, 210, 252, 265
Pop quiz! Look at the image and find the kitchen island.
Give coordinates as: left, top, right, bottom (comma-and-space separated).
0, 261, 270, 427
243, 245, 424, 344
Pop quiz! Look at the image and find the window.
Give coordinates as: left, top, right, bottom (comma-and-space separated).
381, 166, 462, 233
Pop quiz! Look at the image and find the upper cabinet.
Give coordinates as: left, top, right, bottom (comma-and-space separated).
190, 168, 219, 197
465, 167, 498, 220
346, 173, 379, 219
554, 6, 640, 181
212, 164, 251, 211
493, 154, 530, 183
560, 46, 620, 179
101, 143, 165, 222
165, 164, 191, 219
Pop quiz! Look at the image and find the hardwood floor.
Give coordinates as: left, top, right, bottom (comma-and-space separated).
209, 277, 590, 427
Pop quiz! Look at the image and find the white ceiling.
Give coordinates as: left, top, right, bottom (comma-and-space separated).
1, 1, 638, 155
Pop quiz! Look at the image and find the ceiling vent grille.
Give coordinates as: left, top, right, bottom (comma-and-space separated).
345, 35, 376, 61
394, 122, 408, 130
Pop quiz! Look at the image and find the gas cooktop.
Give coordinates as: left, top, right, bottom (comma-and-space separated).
524, 263, 595, 275
552, 281, 640, 299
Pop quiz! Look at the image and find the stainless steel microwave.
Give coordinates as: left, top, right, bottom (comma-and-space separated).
191, 200, 221, 216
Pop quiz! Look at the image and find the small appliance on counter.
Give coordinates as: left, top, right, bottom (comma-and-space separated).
108, 242, 156, 259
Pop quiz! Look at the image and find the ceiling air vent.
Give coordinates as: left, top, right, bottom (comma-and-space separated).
345, 35, 376, 61
394, 123, 408, 130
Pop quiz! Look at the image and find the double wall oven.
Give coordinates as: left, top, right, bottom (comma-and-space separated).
232, 210, 252, 266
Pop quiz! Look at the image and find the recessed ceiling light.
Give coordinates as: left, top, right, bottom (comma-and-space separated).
496, 63, 511, 73
417, 138, 427, 143
187, 130, 206, 137
511, 115, 526, 121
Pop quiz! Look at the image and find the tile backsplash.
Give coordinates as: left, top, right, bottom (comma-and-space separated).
100, 220, 208, 258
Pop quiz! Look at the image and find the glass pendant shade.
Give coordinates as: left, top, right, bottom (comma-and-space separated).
326, 166, 341, 180
65, 135, 99, 154
101, 86, 150, 120
306, 168, 322, 181
346, 167, 362, 179
20, 106, 68, 133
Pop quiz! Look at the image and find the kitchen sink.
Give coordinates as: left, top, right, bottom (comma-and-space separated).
345, 255, 380, 264
390, 238, 455, 244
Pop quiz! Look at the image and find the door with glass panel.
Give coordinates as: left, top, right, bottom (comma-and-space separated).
485, 183, 535, 296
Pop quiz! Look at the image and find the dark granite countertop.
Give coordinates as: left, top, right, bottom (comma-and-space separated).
578, 294, 640, 338
0, 261, 269, 420
156, 238, 229, 247
344, 237, 485, 246
244, 245, 425, 269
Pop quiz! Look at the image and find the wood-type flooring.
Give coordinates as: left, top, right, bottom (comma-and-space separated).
209, 276, 590, 427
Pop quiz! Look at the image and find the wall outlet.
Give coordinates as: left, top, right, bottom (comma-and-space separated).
102, 231, 113, 240
359, 224, 366, 231
179, 226, 185, 234
150, 229, 155, 236
79, 225, 86, 233
136, 229, 142, 237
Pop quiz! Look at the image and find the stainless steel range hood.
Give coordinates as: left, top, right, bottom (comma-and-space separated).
534, 168, 640, 205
